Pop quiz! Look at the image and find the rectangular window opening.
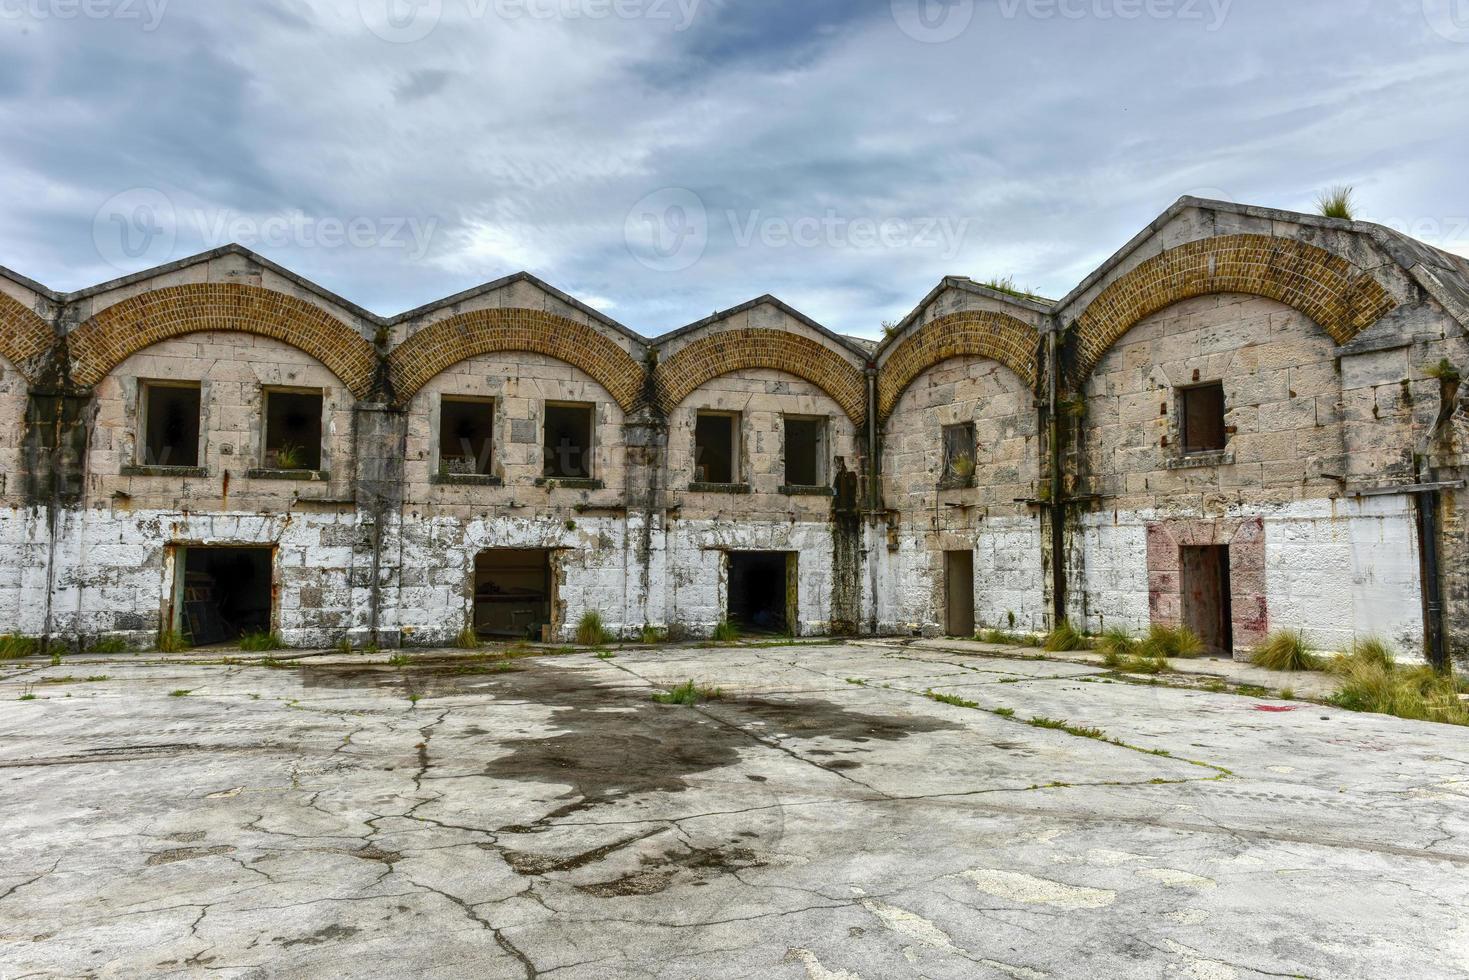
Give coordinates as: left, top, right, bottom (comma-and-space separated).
1180, 382, 1227, 454
694, 412, 739, 484
440, 396, 495, 476
543, 402, 594, 479
783, 416, 826, 487
263, 389, 324, 471
142, 382, 201, 468
942, 422, 976, 483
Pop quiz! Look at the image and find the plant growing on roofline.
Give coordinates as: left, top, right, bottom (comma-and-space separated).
1315, 184, 1356, 220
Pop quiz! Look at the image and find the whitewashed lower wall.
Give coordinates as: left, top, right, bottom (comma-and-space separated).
1068, 496, 1424, 659
665, 519, 839, 637
874, 514, 1046, 636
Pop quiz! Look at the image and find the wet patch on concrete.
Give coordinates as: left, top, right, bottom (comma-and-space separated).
575, 843, 765, 898
145, 845, 236, 866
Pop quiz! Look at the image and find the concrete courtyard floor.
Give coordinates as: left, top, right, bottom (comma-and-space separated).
2, 639, 1468, 979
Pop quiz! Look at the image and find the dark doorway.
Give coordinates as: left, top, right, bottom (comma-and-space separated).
474, 549, 553, 639
1180, 545, 1232, 656
728, 551, 796, 635
944, 550, 975, 637
179, 546, 274, 645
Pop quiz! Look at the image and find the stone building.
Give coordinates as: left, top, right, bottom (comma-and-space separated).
1, 197, 1466, 667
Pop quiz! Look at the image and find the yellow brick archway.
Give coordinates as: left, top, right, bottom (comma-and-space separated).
68, 283, 379, 399
0, 290, 55, 382
1068, 234, 1396, 383
654, 329, 867, 424
389, 308, 647, 411
877, 311, 1041, 424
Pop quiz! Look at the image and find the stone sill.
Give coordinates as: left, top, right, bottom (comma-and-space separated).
247, 468, 330, 482
937, 476, 976, 491
1166, 451, 1233, 470
688, 482, 751, 495
779, 485, 835, 497
121, 464, 207, 478
534, 477, 605, 491
432, 473, 504, 487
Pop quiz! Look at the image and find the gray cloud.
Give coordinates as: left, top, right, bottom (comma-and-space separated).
1, 0, 1465, 338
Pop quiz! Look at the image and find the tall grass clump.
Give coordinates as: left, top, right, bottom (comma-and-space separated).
239, 631, 283, 652
455, 626, 481, 650
575, 611, 613, 646
156, 630, 190, 654
711, 620, 740, 643
0, 634, 39, 659
1315, 184, 1356, 220
1043, 620, 1086, 652
1330, 656, 1467, 726
1250, 629, 1323, 672
1143, 624, 1203, 659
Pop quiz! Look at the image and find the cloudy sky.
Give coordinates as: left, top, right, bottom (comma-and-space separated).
1, 0, 1466, 338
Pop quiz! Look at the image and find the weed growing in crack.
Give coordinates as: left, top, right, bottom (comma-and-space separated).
0, 634, 38, 659
711, 621, 741, 643
156, 630, 190, 654
845, 678, 866, 686
1043, 620, 1087, 652
334, 636, 355, 655
1205, 680, 1228, 693
408, 693, 422, 705
652, 680, 724, 705
169, 689, 191, 698
994, 707, 1015, 717
388, 654, 411, 667
576, 611, 614, 646
1029, 716, 1106, 739
1250, 629, 1323, 672
924, 689, 979, 709
594, 650, 616, 660
239, 631, 283, 652
455, 627, 481, 650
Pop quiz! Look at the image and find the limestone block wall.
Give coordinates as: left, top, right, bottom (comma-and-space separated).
0, 355, 28, 505
879, 355, 1045, 633
83, 332, 357, 510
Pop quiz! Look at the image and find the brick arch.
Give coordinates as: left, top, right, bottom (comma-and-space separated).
0, 290, 55, 382
1069, 234, 1397, 383
68, 283, 379, 398
654, 329, 867, 424
390, 308, 646, 411
878, 311, 1040, 424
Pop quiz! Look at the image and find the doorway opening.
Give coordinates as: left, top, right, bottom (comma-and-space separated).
727, 551, 797, 635
474, 549, 553, 640
1180, 545, 1232, 656
944, 550, 975, 637
176, 546, 274, 645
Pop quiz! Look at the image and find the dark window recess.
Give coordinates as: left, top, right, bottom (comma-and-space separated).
264, 390, 323, 470
784, 417, 825, 487
543, 403, 594, 478
942, 422, 976, 482
1180, 382, 1227, 454
694, 412, 738, 484
440, 397, 495, 475
143, 383, 201, 467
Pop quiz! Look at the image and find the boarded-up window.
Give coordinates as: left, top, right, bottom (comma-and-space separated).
694, 412, 739, 484
1180, 382, 1226, 454
263, 389, 323, 470
440, 396, 495, 475
142, 382, 201, 467
543, 402, 594, 478
783, 416, 826, 487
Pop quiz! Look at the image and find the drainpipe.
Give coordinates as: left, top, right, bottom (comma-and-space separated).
1047, 320, 1066, 627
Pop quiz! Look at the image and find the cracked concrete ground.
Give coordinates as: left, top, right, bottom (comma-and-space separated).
2, 639, 1468, 979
